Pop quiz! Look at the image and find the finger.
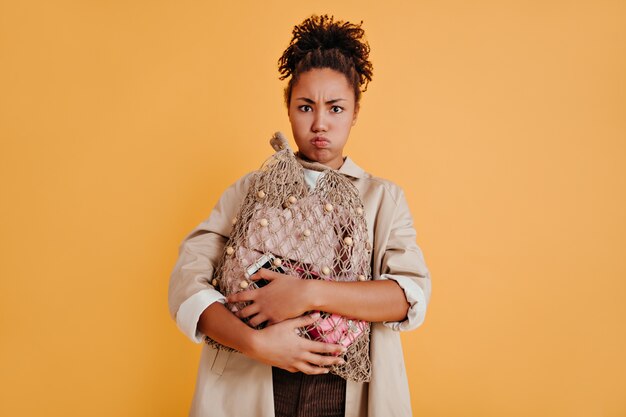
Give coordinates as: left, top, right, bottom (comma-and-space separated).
236, 303, 259, 319
304, 339, 347, 356
227, 290, 256, 304
290, 312, 321, 329
251, 268, 282, 281
295, 361, 331, 375
248, 313, 269, 328
303, 352, 346, 368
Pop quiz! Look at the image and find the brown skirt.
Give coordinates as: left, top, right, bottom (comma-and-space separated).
272, 367, 346, 417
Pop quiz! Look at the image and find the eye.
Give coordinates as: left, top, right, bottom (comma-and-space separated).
298, 105, 313, 112
330, 106, 344, 113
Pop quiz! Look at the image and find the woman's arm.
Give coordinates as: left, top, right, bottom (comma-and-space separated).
309, 278, 409, 321
197, 301, 346, 374
227, 269, 409, 327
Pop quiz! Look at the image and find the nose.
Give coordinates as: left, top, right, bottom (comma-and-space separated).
311, 111, 328, 133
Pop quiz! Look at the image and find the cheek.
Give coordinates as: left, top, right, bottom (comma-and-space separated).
340, 115, 354, 130
288, 114, 298, 130
290, 113, 308, 131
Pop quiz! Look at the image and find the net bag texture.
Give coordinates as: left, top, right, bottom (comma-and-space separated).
205, 132, 372, 383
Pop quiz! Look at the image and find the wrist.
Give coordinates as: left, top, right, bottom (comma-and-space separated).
239, 326, 261, 357
305, 279, 324, 311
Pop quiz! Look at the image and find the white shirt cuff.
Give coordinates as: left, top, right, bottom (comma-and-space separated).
381, 274, 427, 331
175, 288, 226, 343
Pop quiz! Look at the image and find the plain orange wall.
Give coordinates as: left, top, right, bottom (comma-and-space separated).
1, 1, 625, 416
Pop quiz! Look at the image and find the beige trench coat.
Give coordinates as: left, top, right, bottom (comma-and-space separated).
169, 155, 431, 417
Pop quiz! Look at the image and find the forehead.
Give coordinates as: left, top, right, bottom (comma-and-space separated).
292, 68, 353, 99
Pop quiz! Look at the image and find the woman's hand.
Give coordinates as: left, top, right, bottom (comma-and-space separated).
197, 302, 344, 375
227, 268, 312, 326
245, 313, 346, 374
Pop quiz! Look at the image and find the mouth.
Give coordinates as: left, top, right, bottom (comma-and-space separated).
311, 136, 330, 148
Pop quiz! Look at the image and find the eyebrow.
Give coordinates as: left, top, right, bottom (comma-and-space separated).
295, 97, 347, 104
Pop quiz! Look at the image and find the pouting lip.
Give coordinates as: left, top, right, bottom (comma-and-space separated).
311, 136, 330, 146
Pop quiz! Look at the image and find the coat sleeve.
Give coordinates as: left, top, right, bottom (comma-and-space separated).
168, 173, 254, 343
379, 188, 432, 332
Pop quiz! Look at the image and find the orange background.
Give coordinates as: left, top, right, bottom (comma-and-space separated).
1, 1, 625, 416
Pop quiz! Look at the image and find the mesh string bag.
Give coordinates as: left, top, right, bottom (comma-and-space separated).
205, 132, 372, 383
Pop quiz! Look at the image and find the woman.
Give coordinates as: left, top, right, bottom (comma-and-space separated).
169, 14, 431, 417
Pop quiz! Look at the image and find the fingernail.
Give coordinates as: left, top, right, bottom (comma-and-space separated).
310, 312, 320, 319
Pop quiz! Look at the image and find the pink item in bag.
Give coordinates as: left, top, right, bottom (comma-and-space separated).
307, 312, 368, 348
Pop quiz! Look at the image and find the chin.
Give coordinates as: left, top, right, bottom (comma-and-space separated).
308, 150, 332, 163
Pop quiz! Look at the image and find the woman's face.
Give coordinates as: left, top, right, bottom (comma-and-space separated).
288, 68, 359, 170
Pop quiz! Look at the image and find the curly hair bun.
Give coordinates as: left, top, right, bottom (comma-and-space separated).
278, 14, 373, 94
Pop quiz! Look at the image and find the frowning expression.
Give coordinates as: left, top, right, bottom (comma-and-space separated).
288, 68, 359, 170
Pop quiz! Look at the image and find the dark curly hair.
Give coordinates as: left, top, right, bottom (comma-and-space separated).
278, 14, 373, 107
